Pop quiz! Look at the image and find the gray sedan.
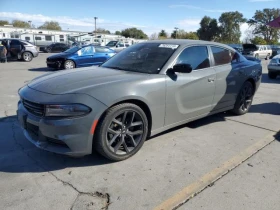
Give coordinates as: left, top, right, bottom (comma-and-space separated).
17, 40, 262, 161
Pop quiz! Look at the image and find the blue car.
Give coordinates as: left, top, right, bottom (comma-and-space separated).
46, 45, 116, 69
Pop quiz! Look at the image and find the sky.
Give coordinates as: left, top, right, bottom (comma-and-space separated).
0, 0, 278, 39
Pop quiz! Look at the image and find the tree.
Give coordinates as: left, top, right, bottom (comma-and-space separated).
251, 36, 267, 45
243, 27, 255, 43
12, 20, 30, 28
115, 31, 121, 35
247, 8, 280, 44
0, 20, 9, 26
159, 30, 167, 38
197, 16, 220, 41
150, 32, 158, 40
38, 21, 62, 30
218, 11, 247, 43
121, 28, 148, 39
94, 28, 110, 34
185, 32, 199, 40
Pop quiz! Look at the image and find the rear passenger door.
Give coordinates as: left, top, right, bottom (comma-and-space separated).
10, 40, 23, 58
165, 45, 216, 126
210, 46, 242, 112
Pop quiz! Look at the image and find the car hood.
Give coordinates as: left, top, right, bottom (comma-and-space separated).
27, 66, 149, 95
47, 53, 69, 60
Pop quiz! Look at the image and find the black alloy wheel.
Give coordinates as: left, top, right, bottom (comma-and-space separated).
95, 103, 148, 161
232, 81, 254, 115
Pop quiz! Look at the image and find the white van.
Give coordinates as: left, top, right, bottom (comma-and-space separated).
242, 44, 272, 59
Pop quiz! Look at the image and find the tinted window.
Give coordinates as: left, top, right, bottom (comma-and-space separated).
35, 37, 41, 40
10, 40, 21, 45
78, 46, 94, 55
25, 37, 30, 41
119, 43, 125, 47
45, 35, 52, 41
211, 46, 231, 66
176, 46, 210, 70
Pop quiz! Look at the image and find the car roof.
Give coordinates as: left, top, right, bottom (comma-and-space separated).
145, 39, 235, 50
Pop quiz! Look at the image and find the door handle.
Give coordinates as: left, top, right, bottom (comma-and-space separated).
208, 78, 215, 82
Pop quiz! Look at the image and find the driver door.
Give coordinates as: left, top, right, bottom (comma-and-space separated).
165, 45, 216, 126
74, 46, 94, 67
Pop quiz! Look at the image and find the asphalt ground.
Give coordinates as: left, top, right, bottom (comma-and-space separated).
0, 53, 279, 210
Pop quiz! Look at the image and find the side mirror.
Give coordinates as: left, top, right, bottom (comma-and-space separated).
116, 45, 119, 48
173, 63, 193, 73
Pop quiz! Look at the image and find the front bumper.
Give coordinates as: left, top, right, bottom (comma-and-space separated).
47, 60, 62, 69
17, 86, 107, 156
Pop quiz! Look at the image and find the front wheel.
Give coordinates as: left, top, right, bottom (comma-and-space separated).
232, 81, 254, 115
95, 103, 149, 161
64, 60, 75, 69
22, 52, 33, 62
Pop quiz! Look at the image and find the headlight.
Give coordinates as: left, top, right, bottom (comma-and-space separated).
45, 104, 91, 117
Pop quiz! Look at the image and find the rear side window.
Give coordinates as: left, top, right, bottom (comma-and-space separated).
211, 46, 232, 66
176, 46, 210, 70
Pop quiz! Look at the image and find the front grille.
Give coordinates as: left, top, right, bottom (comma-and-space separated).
23, 99, 44, 117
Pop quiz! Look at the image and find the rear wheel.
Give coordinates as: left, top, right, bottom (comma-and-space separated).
22, 52, 33, 62
232, 81, 254, 115
268, 72, 277, 79
95, 103, 148, 161
64, 60, 75, 69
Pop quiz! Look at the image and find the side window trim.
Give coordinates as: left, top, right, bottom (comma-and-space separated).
169, 44, 211, 72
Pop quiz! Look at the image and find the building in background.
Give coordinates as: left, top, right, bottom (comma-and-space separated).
0, 25, 147, 47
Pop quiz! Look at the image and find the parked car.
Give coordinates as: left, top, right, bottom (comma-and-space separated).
270, 46, 280, 58
46, 45, 116, 69
267, 54, 280, 79
17, 40, 262, 161
40, 43, 70, 53
0, 38, 38, 62
242, 44, 272, 59
227, 44, 243, 53
106, 41, 126, 52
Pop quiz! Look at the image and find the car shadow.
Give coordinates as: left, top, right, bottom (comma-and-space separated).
28, 67, 54, 72
261, 73, 280, 84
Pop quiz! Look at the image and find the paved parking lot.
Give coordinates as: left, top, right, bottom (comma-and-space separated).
0, 54, 279, 210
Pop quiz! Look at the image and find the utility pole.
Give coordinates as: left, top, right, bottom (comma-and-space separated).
28, 21, 32, 28
94, 17, 98, 35
174, 27, 179, 39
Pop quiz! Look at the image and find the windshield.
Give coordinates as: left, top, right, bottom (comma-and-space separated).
101, 43, 178, 74
106, 41, 118, 47
64, 46, 80, 53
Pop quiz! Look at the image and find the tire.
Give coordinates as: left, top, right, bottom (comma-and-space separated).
94, 103, 149, 161
268, 72, 277, 79
232, 81, 254, 115
46, 48, 51, 53
22, 52, 33, 62
64, 60, 75, 69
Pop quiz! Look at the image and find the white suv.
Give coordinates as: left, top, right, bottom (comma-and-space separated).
242, 44, 272, 60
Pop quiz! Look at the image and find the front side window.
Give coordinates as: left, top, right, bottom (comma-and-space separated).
95, 47, 111, 53
118, 43, 125, 47
176, 46, 210, 70
211, 46, 232, 66
78, 46, 93, 56
101, 43, 178, 74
